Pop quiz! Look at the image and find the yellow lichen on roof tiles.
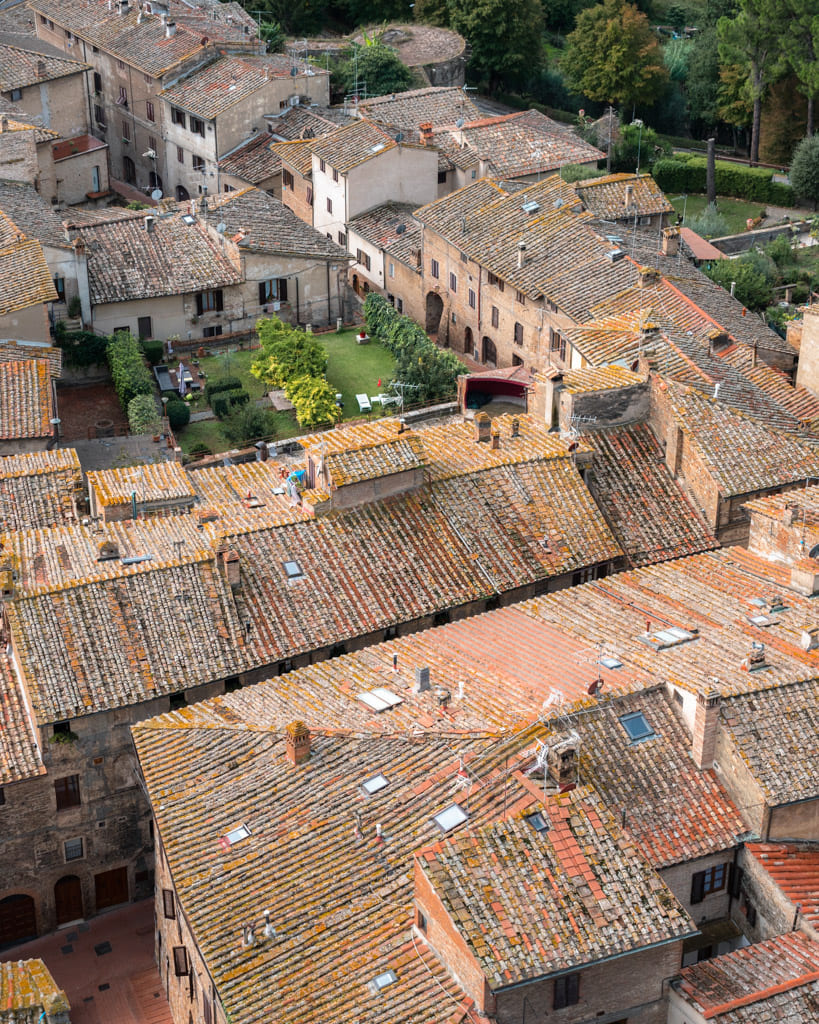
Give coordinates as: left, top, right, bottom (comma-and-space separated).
0, 359, 54, 440
0, 958, 68, 1015
87, 461, 196, 506
561, 365, 644, 394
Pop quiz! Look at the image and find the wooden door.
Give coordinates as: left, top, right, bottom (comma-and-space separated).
95, 866, 129, 911
0, 893, 36, 948
54, 875, 84, 925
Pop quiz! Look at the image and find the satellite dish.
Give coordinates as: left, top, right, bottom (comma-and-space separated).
216, 222, 227, 233
289, 66, 298, 77
151, 188, 163, 201
455, 117, 464, 129
395, 131, 404, 143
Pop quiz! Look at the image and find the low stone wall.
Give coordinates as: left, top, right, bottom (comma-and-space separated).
712, 220, 812, 255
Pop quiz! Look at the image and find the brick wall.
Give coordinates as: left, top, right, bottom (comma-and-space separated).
280, 162, 314, 228
796, 305, 819, 398
714, 727, 767, 838
660, 850, 735, 926
735, 845, 819, 943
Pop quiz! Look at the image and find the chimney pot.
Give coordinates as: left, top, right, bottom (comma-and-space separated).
662, 227, 679, 256
218, 548, 240, 588
419, 121, 432, 145
285, 720, 310, 765
624, 183, 634, 208
517, 241, 526, 269
490, 426, 500, 450
165, 19, 176, 36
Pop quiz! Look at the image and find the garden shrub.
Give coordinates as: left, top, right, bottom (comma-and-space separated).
54, 327, 110, 368
653, 158, 795, 205
165, 398, 190, 431
128, 393, 161, 435
108, 331, 153, 410
211, 388, 249, 419
140, 339, 164, 365
204, 377, 243, 403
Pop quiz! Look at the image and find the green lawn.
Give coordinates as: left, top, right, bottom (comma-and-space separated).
668, 194, 773, 236
319, 328, 396, 422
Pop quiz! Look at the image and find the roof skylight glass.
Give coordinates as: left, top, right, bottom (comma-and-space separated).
619, 711, 655, 743
283, 559, 303, 579
370, 969, 397, 993
600, 656, 623, 669
224, 823, 251, 845
526, 811, 551, 833
432, 803, 468, 833
357, 689, 403, 712
360, 773, 389, 796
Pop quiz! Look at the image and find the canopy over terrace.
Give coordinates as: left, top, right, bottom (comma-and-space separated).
458, 364, 533, 414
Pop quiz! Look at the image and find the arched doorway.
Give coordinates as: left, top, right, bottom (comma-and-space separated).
464, 326, 474, 357
175, 184, 190, 202
122, 155, 136, 185
425, 292, 443, 334
351, 273, 359, 296
482, 337, 497, 367
0, 894, 36, 948
54, 875, 84, 925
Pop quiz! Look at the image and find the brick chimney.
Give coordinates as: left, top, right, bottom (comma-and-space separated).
691, 684, 721, 769
218, 548, 240, 588
419, 122, 433, 146
473, 411, 491, 443
638, 265, 660, 288
285, 720, 310, 765
662, 227, 680, 256
490, 425, 500, 449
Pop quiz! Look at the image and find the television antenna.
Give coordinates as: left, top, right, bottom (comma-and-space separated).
388, 380, 420, 414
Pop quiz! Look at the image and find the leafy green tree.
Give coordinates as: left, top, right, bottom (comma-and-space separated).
610, 120, 669, 172
238, 0, 327, 35
790, 134, 819, 207
664, 37, 692, 81
704, 251, 775, 309
251, 317, 327, 389
686, 27, 722, 131
780, 0, 819, 134
449, 0, 545, 92
337, 41, 412, 98
562, 0, 668, 112
128, 394, 161, 435
413, 0, 451, 23
717, 0, 785, 164
259, 20, 285, 50
285, 375, 341, 428
222, 404, 277, 446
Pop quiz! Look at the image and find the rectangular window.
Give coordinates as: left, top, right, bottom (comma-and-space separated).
137, 316, 152, 339
553, 973, 580, 1010
306, 186, 313, 206
396, 297, 403, 313
0, 786, 5, 806
172, 108, 186, 128
326, 197, 332, 214
190, 117, 205, 137
258, 278, 288, 304
468, 288, 476, 309
94, 104, 105, 125
148, 135, 157, 152
117, 59, 126, 72
53, 276, 66, 302
691, 864, 727, 903
146, 100, 155, 122
93, 71, 102, 94
338, 231, 347, 246
332, 167, 338, 182
491, 305, 499, 328
162, 889, 175, 919
192, 155, 205, 171
173, 946, 190, 976
144, 72, 153, 84
388, 262, 395, 278
437, 170, 447, 184
430, 258, 439, 279
177, 146, 184, 163
516, 290, 526, 305
547, 299, 558, 312
514, 322, 523, 346
202, 326, 223, 338
512, 354, 523, 366
355, 249, 371, 271
319, 158, 326, 173
118, 85, 128, 106
169, 693, 186, 710
196, 290, 224, 314
121, 120, 130, 141
282, 168, 294, 190
55, 775, 81, 811
64, 837, 84, 861
449, 272, 457, 292
560, 335, 567, 361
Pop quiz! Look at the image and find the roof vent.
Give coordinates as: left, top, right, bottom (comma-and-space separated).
395, 223, 406, 234
521, 200, 540, 214
741, 641, 767, 672
606, 249, 625, 262
165, 19, 177, 36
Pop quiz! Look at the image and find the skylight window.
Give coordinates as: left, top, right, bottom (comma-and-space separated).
181, 214, 196, 225
526, 811, 551, 833
224, 823, 251, 845
600, 656, 623, 669
369, 969, 397, 994
357, 689, 403, 712
432, 803, 468, 833
639, 626, 697, 651
283, 559, 303, 579
619, 712, 655, 743
360, 773, 389, 796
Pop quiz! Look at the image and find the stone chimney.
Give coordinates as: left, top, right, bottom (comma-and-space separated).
414, 666, 430, 693
791, 557, 819, 596
490, 424, 500, 449
547, 732, 580, 792
638, 265, 660, 288
37, 59, 47, 78
473, 411, 491, 443
691, 684, 721, 770
165, 19, 177, 36
218, 548, 240, 588
144, 215, 155, 233
624, 183, 634, 209
419, 122, 433, 146
285, 720, 310, 765
517, 241, 526, 269
662, 227, 680, 256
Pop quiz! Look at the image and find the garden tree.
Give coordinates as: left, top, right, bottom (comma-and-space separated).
222, 404, 277, 447
448, 0, 545, 92
251, 317, 327, 389
716, 61, 753, 145
127, 394, 161, 436
704, 251, 775, 309
717, 0, 786, 164
686, 28, 722, 131
779, 0, 819, 134
790, 134, 819, 208
258, 20, 285, 50
337, 41, 412, 98
563, 0, 668, 112
610, 120, 669, 172
285, 375, 341, 428
412, 0, 451, 23
236, 0, 327, 35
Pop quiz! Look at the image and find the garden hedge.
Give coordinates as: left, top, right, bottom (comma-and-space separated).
108, 331, 154, 410
205, 376, 243, 403
653, 156, 794, 206
211, 388, 250, 419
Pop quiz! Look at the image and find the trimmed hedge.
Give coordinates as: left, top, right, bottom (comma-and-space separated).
165, 398, 190, 431
108, 331, 153, 410
204, 376, 243, 403
140, 338, 164, 365
211, 388, 250, 419
653, 157, 795, 205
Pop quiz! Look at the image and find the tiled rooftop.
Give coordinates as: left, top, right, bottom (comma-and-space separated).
0, 210, 58, 314
200, 188, 348, 259
418, 785, 692, 988
0, 447, 80, 531
266, 103, 352, 141
52, 132, 107, 162
0, 359, 53, 440
87, 461, 195, 507
720, 680, 819, 804
0, 337, 61, 378
309, 119, 402, 173
745, 843, 819, 930
575, 172, 674, 219
161, 54, 327, 120
347, 202, 422, 268
76, 210, 243, 303
218, 132, 282, 184
560, 365, 643, 394
673, 932, 819, 1021
0, 42, 89, 90
0, 957, 68, 1019
358, 85, 480, 130
26, 0, 255, 77
585, 422, 719, 566
270, 138, 314, 176
0, 179, 72, 251
744, 484, 819, 526
0, 650, 44, 785
324, 436, 424, 486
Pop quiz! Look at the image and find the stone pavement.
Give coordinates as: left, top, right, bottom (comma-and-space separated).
1, 899, 172, 1024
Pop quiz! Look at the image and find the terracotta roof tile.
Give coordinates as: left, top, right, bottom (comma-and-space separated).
359, 86, 480, 130
218, 132, 282, 184
0, 958, 68, 1019
745, 843, 819, 930
0, 210, 58, 313
0, 447, 80, 531
266, 103, 353, 140
270, 138, 314, 176
0, 650, 44, 785
0, 359, 53, 440
87, 461, 195, 508
0, 179, 71, 251
0, 42, 88, 90
575, 172, 673, 219
347, 202, 422, 267
309, 119, 401, 174
0, 337, 61, 378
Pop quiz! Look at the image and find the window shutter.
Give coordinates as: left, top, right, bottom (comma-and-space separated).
195, 293, 203, 316
567, 972, 579, 1004
279, 278, 288, 301
172, 946, 189, 976
215, 290, 223, 312
690, 870, 705, 904
258, 281, 267, 306
728, 863, 743, 898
